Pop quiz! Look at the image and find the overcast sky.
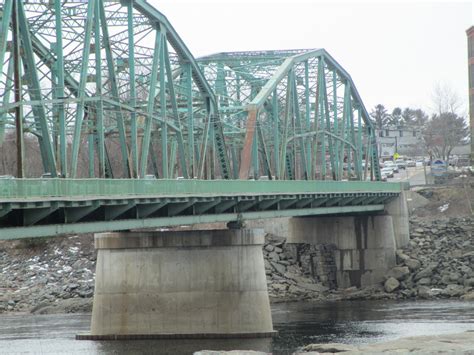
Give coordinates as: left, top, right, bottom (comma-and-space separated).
148, 0, 472, 117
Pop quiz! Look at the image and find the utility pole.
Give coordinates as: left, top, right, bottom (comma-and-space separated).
12, 0, 24, 178
467, 26, 474, 165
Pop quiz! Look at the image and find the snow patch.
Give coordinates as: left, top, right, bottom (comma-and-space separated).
438, 203, 449, 213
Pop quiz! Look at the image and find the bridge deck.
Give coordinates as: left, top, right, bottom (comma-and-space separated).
0, 179, 404, 239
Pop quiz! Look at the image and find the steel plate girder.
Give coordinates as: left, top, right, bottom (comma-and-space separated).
0, 204, 387, 240
136, 202, 168, 218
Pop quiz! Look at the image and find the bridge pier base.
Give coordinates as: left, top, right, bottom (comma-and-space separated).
85, 229, 274, 339
385, 190, 410, 248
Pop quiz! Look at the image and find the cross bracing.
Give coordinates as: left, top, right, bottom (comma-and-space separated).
0, 0, 380, 183
0, 0, 398, 239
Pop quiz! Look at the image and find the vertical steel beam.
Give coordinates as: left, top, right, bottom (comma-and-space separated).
19, 1, 59, 176
0, 59, 13, 145
0, 0, 13, 146
127, 0, 138, 177
291, 73, 308, 179
357, 108, 363, 179
304, 60, 312, 178
320, 59, 336, 180
312, 65, 320, 179
338, 83, 348, 179
257, 122, 273, 179
198, 112, 211, 179
169, 138, 177, 178
279, 70, 293, 179
0, 0, 13, 79
70, 0, 96, 178
54, 0, 66, 177
12, 0, 23, 178
272, 89, 280, 178
344, 83, 353, 177
139, 28, 162, 177
186, 64, 195, 177
163, 40, 188, 178
88, 120, 95, 177
332, 70, 340, 180
252, 124, 259, 178
159, 29, 168, 178
467, 26, 474, 164
238, 107, 258, 179
95, 0, 105, 177
231, 143, 239, 179
99, 0, 130, 177
317, 59, 326, 179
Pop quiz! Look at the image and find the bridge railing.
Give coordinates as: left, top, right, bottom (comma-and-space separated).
0, 179, 404, 200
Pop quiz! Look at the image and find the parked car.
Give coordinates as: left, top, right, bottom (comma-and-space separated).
395, 159, 407, 170
383, 161, 399, 173
381, 167, 394, 178
456, 158, 470, 167
406, 159, 416, 167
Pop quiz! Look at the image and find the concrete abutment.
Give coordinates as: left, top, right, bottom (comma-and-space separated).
84, 229, 274, 339
249, 193, 408, 288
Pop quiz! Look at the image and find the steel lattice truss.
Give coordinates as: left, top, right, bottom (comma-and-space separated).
0, 0, 381, 181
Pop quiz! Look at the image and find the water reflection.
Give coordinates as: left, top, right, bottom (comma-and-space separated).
272, 300, 474, 353
0, 300, 473, 355
95, 338, 271, 355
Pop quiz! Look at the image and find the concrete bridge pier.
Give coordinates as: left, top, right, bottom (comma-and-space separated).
251, 193, 409, 289
84, 229, 274, 339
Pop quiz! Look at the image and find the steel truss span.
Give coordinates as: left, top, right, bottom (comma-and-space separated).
0, 0, 380, 182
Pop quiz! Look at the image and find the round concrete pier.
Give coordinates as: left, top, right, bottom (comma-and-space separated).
87, 229, 274, 339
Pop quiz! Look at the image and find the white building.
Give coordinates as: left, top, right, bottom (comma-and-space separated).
375, 126, 424, 158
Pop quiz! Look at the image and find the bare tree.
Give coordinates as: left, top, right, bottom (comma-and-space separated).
423, 112, 469, 161
431, 82, 463, 115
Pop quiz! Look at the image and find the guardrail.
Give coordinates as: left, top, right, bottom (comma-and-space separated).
0, 179, 404, 199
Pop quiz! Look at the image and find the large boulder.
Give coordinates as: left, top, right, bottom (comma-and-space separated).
443, 284, 465, 297
417, 286, 432, 299
386, 266, 410, 281
461, 292, 474, 301
270, 261, 286, 275
404, 258, 421, 271
414, 264, 437, 281
464, 278, 474, 287
417, 277, 432, 286
384, 277, 400, 293
299, 343, 356, 353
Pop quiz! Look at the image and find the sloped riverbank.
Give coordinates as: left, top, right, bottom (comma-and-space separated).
0, 214, 473, 314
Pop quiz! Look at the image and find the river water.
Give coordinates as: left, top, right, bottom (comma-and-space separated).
0, 300, 473, 354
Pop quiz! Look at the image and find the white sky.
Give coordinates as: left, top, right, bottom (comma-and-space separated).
148, 0, 472, 117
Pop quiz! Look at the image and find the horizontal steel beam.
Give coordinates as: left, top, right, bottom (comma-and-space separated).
0, 204, 385, 240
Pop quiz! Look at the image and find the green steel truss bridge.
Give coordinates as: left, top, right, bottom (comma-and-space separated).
0, 0, 401, 239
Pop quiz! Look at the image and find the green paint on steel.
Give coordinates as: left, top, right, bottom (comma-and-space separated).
0, 179, 403, 200
0, 0, 382, 187
0, 204, 385, 240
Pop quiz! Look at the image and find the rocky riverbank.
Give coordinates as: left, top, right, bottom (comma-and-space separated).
262, 216, 474, 302
0, 234, 95, 313
0, 214, 473, 314
296, 331, 474, 354
194, 331, 474, 354
382, 216, 474, 300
